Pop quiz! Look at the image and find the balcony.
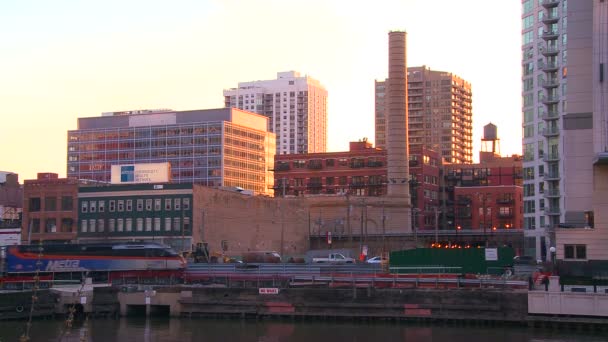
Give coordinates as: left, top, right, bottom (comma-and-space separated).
542, 95, 560, 105
544, 171, 560, 181
542, 14, 560, 25
541, 0, 559, 8
541, 31, 559, 40
541, 79, 559, 88
541, 127, 560, 137
543, 153, 560, 162
542, 111, 559, 121
540, 61, 559, 72
544, 188, 560, 198
545, 207, 561, 215
498, 212, 514, 219
541, 46, 559, 57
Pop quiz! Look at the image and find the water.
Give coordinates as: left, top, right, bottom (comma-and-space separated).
0, 317, 605, 342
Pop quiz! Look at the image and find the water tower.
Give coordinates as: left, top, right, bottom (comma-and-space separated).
480, 123, 501, 162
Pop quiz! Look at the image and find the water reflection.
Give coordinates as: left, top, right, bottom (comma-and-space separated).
0, 318, 605, 342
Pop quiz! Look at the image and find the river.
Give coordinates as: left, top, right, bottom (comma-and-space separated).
0, 317, 605, 342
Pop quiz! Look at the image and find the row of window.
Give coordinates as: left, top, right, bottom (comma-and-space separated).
80, 217, 190, 234
81, 198, 190, 214
28, 196, 74, 212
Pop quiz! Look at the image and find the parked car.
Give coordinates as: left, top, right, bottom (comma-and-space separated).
366, 256, 387, 264
513, 255, 539, 265
312, 253, 355, 264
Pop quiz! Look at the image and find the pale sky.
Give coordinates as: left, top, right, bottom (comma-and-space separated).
0, 0, 522, 181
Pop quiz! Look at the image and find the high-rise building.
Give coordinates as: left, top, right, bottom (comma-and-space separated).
66, 108, 275, 196
223, 71, 328, 155
521, 0, 595, 260
375, 66, 473, 164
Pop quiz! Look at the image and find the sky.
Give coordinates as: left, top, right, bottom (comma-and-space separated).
0, 0, 522, 181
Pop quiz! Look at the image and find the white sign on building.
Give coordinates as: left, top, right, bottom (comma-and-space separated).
111, 163, 171, 184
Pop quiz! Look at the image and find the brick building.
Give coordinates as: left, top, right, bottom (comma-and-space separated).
21, 173, 80, 244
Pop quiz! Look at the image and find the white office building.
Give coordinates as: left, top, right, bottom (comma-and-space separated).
223, 71, 328, 155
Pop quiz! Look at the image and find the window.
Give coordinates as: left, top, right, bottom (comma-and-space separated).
81, 220, 88, 233
45, 197, 57, 211
136, 218, 143, 232
97, 219, 104, 232
80, 201, 88, 213
89, 219, 96, 233
173, 218, 181, 231
98, 200, 105, 213
165, 199, 172, 211
118, 200, 124, 212
146, 199, 152, 211
154, 218, 161, 231
126, 200, 133, 211
90, 201, 97, 213
183, 198, 190, 210
165, 217, 172, 231
109, 219, 115, 232
109, 200, 116, 212
29, 198, 41, 212
154, 199, 161, 211
137, 199, 144, 211
61, 196, 73, 211
126, 218, 133, 232
45, 218, 56, 233
564, 245, 586, 260
174, 199, 181, 211
117, 219, 124, 232
61, 218, 73, 232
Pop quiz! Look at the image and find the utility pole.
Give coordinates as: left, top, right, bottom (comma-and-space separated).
382, 201, 386, 254
282, 177, 286, 197
434, 207, 440, 244
280, 201, 285, 258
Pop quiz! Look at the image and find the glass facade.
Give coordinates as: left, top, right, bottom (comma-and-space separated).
67, 109, 275, 195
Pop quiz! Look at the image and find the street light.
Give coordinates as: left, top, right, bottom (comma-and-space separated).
549, 246, 556, 272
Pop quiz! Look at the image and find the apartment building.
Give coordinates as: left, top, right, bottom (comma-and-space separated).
375, 66, 473, 164
223, 71, 328, 155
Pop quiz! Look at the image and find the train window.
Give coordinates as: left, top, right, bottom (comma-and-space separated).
137, 200, 143, 211
165, 199, 172, 210
183, 198, 190, 210
118, 200, 124, 212
174, 199, 181, 210
154, 199, 161, 211
98, 201, 105, 212
109, 200, 115, 212
126, 200, 133, 211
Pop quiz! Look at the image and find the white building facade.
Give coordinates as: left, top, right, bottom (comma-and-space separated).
223, 71, 328, 155
521, 0, 597, 260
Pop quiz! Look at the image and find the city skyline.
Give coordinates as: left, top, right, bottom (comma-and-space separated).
0, 0, 522, 181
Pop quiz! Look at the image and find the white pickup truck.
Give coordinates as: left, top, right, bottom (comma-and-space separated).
312, 253, 355, 264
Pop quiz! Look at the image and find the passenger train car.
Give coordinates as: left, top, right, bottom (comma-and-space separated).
0, 242, 186, 287
4, 242, 186, 273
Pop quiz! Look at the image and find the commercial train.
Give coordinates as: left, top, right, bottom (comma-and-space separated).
0, 242, 185, 285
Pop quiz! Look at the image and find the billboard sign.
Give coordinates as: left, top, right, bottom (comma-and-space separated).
111, 163, 171, 184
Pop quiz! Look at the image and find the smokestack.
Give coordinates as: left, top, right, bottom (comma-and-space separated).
386, 31, 411, 200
